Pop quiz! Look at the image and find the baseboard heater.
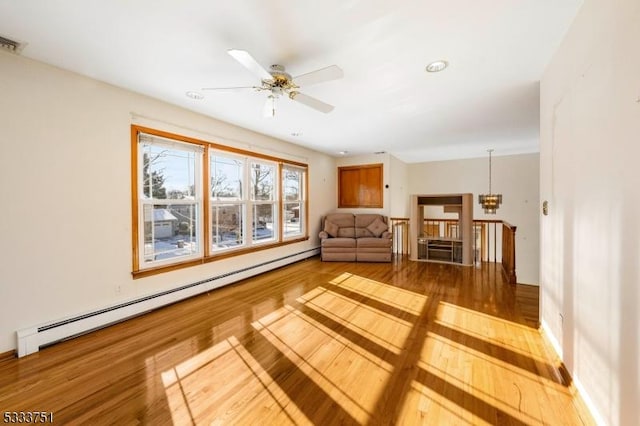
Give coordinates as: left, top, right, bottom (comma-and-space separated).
16, 248, 319, 357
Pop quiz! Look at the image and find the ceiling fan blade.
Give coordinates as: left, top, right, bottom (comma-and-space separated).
201, 86, 259, 92
293, 65, 343, 87
227, 49, 272, 81
289, 92, 334, 113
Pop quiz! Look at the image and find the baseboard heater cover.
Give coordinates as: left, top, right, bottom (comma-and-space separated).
16, 248, 319, 357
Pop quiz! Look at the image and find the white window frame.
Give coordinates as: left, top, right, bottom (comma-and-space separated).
248, 159, 278, 246
282, 165, 306, 239
137, 133, 204, 269
210, 150, 247, 252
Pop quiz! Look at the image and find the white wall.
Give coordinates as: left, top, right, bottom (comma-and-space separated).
540, 0, 639, 424
407, 154, 540, 285
0, 51, 336, 353
389, 154, 409, 218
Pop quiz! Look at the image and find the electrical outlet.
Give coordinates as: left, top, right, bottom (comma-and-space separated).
115, 285, 121, 294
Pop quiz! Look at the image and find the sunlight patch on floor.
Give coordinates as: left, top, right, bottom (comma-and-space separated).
330, 272, 427, 316
437, 301, 546, 355
298, 288, 413, 355
405, 380, 502, 426
155, 272, 577, 425
161, 336, 308, 425
423, 334, 561, 421
255, 321, 383, 424
157, 273, 418, 424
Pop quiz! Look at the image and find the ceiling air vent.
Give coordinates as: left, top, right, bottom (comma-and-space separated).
0, 35, 25, 53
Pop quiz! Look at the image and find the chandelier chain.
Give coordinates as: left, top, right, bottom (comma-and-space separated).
488, 149, 493, 194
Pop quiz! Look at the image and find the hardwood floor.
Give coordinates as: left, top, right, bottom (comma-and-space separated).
0, 257, 594, 425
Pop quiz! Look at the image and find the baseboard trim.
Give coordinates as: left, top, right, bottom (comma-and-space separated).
540, 319, 563, 358
539, 320, 605, 425
16, 248, 320, 358
572, 375, 606, 426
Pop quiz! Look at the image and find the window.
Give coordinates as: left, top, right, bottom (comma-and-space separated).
132, 126, 308, 277
282, 165, 305, 237
138, 134, 203, 267
210, 152, 245, 251
250, 161, 277, 243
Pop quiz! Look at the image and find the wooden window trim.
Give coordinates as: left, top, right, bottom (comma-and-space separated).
131, 125, 309, 279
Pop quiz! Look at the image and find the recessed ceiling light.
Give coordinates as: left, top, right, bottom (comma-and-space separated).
338, 151, 348, 155
425, 60, 448, 73
185, 91, 204, 100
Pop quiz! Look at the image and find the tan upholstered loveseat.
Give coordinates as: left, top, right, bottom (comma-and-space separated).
319, 213, 392, 262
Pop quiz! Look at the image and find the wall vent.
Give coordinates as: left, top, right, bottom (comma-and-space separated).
0, 35, 25, 53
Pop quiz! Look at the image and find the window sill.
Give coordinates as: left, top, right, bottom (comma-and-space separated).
132, 236, 309, 279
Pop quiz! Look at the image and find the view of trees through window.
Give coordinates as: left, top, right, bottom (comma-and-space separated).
210, 154, 244, 250
141, 142, 200, 264
251, 162, 276, 244
133, 127, 308, 275
283, 167, 303, 236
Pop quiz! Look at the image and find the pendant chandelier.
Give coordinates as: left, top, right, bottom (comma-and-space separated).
478, 149, 502, 214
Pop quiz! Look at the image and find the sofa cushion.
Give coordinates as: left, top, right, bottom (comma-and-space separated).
322, 237, 357, 248
366, 217, 388, 237
325, 213, 355, 227
324, 220, 339, 237
337, 227, 356, 238
355, 229, 370, 238
322, 252, 357, 262
354, 214, 383, 227
324, 213, 356, 238
355, 214, 386, 237
357, 237, 392, 249
356, 252, 391, 262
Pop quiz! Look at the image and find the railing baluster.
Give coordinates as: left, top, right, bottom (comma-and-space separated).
485, 224, 489, 263
390, 217, 516, 283
496, 223, 499, 262
389, 217, 410, 256
501, 222, 517, 284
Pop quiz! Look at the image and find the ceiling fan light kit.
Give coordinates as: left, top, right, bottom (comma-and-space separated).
263, 94, 277, 118
203, 49, 343, 117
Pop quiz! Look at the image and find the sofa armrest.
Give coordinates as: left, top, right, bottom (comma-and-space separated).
319, 231, 329, 239
381, 230, 392, 239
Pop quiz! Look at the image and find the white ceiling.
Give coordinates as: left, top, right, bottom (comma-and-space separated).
0, 0, 582, 162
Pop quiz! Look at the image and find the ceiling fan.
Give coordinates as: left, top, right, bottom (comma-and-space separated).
203, 49, 343, 118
